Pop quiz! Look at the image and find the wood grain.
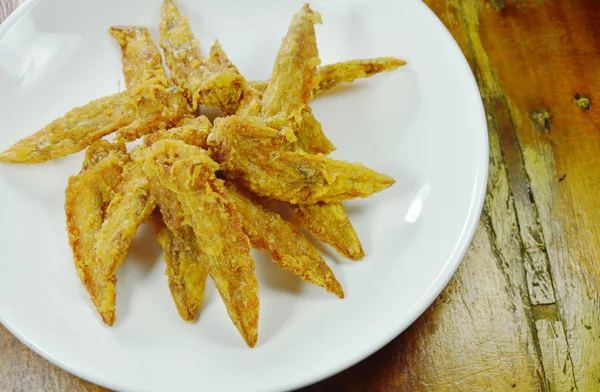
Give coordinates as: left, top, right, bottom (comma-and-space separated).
1, 0, 599, 391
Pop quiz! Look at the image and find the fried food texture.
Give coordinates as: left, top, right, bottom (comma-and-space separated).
224, 182, 344, 298
314, 57, 406, 96
143, 140, 260, 347
65, 144, 130, 325
81, 140, 127, 172
91, 155, 157, 325
295, 109, 335, 155
249, 57, 406, 99
144, 115, 212, 148
0, 81, 188, 163
260, 4, 321, 125
291, 202, 365, 260
159, 0, 245, 113
109, 26, 167, 88
151, 209, 207, 323
208, 116, 395, 204
3, 1, 403, 344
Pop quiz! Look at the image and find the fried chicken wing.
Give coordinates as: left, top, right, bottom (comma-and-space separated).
295, 109, 335, 155
143, 140, 259, 347
249, 57, 405, 99
291, 202, 364, 260
109, 26, 167, 89
314, 57, 406, 96
237, 87, 263, 117
159, 0, 245, 113
224, 182, 344, 298
114, 80, 190, 142
260, 4, 321, 125
0, 80, 188, 163
65, 146, 130, 324
81, 140, 127, 172
150, 210, 207, 323
144, 115, 212, 148
92, 156, 157, 325
208, 116, 395, 204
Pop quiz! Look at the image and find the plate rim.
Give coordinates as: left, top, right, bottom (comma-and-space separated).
0, 0, 489, 391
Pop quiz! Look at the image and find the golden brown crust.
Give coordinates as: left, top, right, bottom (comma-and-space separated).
248, 57, 406, 98
260, 4, 321, 125
143, 140, 260, 347
0, 80, 188, 163
314, 57, 406, 96
81, 140, 128, 172
291, 202, 365, 260
109, 26, 167, 89
295, 109, 335, 155
91, 158, 157, 325
144, 115, 212, 148
209, 116, 395, 204
225, 182, 344, 298
65, 148, 130, 325
159, 0, 245, 113
150, 211, 207, 322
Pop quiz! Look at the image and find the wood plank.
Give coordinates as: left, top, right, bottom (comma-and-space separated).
473, 1, 600, 390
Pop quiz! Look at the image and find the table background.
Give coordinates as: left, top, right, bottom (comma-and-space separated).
1, 0, 599, 391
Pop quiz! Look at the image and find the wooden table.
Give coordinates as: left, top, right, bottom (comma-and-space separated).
1, 0, 599, 391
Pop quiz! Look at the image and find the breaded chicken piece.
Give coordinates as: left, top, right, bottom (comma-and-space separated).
92, 154, 157, 325
150, 208, 207, 323
248, 57, 406, 98
65, 144, 130, 325
0, 79, 188, 163
144, 115, 212, 148
257, 4, 334, 156
208, 116, 395, 204
224, 182, 344, 298
81, 140, 127, 172
114, 79, 190, 142
260, 4, 321, 125
237, 85, 263, 117
143, 140, 260, 347
109, 26, 167, 88
295, 109, 335, 155
314, 57, 406, 96
291, 203, 364, 260
159, 0, 245, 113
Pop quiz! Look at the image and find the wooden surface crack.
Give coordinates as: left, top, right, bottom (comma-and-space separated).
447, 1, 584, 389
492, 95, 556, 306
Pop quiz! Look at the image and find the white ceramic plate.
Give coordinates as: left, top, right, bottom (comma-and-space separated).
0, 0, 487, 391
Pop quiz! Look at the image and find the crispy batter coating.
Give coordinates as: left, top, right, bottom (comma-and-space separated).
260, 4, 321, 124
150, 209, 207, 323
224, 182, 344, 298
249, 57, 406, 98
114, 79, 190, 142
143, 140, 260, 347
295, 109, 335, 155
159, 0, 245, 113
237, 85, 263, 117
291, 202, 365, 260
0, 80, 188, 163
109, 26, 167, 89
81, 140, 127, 172
92, 157, 157, 325
144, 115, 212, 148
314, 57, 406, 96
65, 147, 130, 325
208, 116, 395, 204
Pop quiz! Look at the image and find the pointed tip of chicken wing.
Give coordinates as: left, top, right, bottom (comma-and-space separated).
209, 115, 395, 204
